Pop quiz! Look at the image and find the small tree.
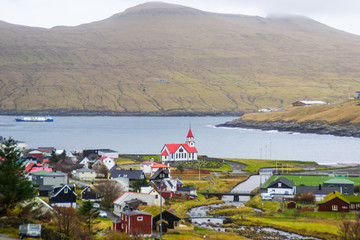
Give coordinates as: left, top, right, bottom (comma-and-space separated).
79, 201, 100, 234
97, 180, 123, 209
0, 138, 36, 216
53, 207, 79, 236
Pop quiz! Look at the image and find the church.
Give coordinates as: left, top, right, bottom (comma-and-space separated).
160, 128, 198, 162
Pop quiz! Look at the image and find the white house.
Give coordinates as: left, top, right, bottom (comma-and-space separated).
267, 177, 295, 195
140, 160, 157, 174
93, 156, 115, 170
73, 168, 96, 181
113, 192, 164, 217
160, 128, 198, 162
78, 157, 90, 168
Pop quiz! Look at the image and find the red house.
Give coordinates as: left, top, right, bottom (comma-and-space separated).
318, 191, 350, 212
114, 209, 152, 237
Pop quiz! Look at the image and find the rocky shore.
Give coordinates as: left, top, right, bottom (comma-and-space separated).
217, 119, 360, 138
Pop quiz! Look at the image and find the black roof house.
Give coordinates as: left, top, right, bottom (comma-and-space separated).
108, 167, 145, 181
49, 184, 77, 207
267, 177, 295, 189
150, 168, 170, 180
153, 210, 181, 232
81, 185, 102, 201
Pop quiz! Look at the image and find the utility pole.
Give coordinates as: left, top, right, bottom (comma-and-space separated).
160, 178, 163, 240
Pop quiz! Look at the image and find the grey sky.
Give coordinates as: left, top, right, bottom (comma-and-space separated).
0, 0, 359, 35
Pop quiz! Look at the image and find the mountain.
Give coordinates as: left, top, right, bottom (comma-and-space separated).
1, 2, 360, 115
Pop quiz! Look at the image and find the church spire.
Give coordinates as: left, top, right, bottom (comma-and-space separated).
186, 127, 195, 147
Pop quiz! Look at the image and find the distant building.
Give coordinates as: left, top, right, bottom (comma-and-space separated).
292, 100, 327, 107
356, 91, 360, 99
267, 177, 295, 195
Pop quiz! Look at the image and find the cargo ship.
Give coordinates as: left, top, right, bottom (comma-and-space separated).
15, 116, 54, 122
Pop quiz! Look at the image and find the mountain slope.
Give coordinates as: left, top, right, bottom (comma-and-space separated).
1, 2, 360, 115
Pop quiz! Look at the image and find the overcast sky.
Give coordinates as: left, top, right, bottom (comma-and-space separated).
1, 0, 359, 35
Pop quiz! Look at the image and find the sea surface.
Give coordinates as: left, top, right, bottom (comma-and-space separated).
1, 115, 360, 164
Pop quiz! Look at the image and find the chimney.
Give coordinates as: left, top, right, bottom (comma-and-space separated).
319, 184, 322, 190
130, 168, 132, 171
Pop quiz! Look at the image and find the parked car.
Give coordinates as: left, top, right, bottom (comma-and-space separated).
99, 210, 107, 218
19, 224, 42, 239
260, 193, 273, 201
93, 203, 100, 208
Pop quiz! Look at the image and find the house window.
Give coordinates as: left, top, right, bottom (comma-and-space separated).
179, 148, 183, 152
351, 204, 355, 209
278, 183, 282, 188
64, 188, 68, 194
155, 195, 158, 199
332, 205, 338, 211
137, 216, 143, 221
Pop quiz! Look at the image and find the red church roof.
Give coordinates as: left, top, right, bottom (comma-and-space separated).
187, 128, 194, 138
165, 143, 197, 153
160, 150, 169, 156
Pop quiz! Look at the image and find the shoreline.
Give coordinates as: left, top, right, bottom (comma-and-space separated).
217, 119, 360, 138
0, 110, 243, 117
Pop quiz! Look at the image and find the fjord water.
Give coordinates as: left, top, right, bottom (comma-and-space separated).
0, 115, 359, 164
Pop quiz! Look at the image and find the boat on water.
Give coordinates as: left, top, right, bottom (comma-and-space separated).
15, 116, 54, 122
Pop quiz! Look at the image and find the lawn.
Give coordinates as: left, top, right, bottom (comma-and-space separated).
263, 175, 360, 188
224, 159, 317, 173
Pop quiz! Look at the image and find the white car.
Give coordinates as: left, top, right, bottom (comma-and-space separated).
99, 210, 107, 218
93, 203, 100, 208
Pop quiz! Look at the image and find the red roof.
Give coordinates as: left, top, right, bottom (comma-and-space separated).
151, 163, 170, 168
187, 128, 194, 138
160, 150, 169, 156
30, 167, 53, 173
25, 162, 35, 172
100, 156, 114, 161
165, 143, 197, 153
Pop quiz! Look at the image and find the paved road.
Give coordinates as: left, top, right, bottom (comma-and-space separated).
0, 235, 17, 240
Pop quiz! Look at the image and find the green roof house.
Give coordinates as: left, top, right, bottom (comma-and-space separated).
323, 178, 354, 195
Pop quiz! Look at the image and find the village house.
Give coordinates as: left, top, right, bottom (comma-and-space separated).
108, 167, 145, 188
140, 160, 157, 174
81, 185, 103, 202
73, 167, 96, 181
92, 156, 116, 171
267, 177, 295, 195
318, 191, 351, 212
49, 184, 77, 208
43, 171, 68, 186
323, 178, 354, 195
160, 128, 198, 162
113, 192, 164, 217
295, 184, 340, 201
113, 209, 152, 237
153, 210, 181, 233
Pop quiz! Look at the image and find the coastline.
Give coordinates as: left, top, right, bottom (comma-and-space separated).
217, 119, 360, 138
0, 110, 243, 117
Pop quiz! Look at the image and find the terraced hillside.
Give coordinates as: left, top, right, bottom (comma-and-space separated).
1, 2, 360, 115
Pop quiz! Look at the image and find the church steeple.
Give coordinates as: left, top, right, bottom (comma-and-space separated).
186, 128, 195, 147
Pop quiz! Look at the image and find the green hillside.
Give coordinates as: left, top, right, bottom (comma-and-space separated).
241, 99, 360, 124
1, 2, 360, 114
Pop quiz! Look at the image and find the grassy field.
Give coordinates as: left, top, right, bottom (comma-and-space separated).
225, 158, 318, 173
263, 175, 360, 188
241, 99, 360, 124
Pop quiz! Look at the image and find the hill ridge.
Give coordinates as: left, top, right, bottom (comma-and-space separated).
1, 2, 360, 115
